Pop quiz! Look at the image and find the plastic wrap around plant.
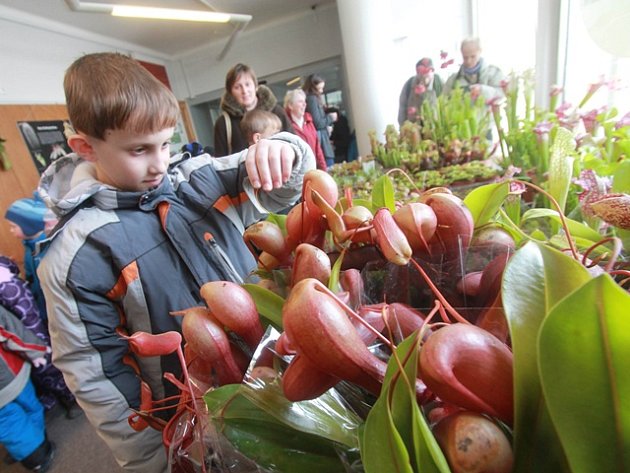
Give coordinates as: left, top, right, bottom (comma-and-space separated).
165, 328, 365, 472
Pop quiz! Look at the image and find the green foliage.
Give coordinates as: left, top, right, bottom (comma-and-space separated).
204, 382, 362, 472
539, 274, 630, 473
361, 334, 450, 473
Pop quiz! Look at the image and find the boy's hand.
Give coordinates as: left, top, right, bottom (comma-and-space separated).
246, 139, 296, 192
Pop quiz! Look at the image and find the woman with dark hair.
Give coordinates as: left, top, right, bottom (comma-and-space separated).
302, 74, 337, 168
213, 63, 293, 157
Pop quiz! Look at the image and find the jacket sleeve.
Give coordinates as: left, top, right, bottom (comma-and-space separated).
434, 74, 444, 97
178, 131, 315, 231
443, 72, 458, 95
477, 65, 506, 100
213, 114, 229, 157
306, 94, 332, 131
37, 236, 168, 473
0, 305, 48, 362
246, 131, 315, 219
398, 77, 412, 126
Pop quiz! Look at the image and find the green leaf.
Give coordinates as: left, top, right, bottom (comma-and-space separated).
239, 381, 361, 448
372, 175, 396, 212
328, 247, 344, 292
539, 275, 630, 473
242, 283, 284, 328
547, 127, 576, 213
266, 213, 287, 233
463, 181, 510, 227
337, 197, 375, 213
502, 241, 592, 472
361, 393, 414, 473
521, 208, 604, 242
612, 160, 630, 193
205, 384, 362, 473
362, 334, 450, 473
353, 198, 376, 212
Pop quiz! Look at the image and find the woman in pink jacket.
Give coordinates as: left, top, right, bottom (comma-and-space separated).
284, 88, 327, 171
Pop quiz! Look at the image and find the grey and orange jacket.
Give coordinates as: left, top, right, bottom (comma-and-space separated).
0, 304, 48, 408
36, 132, 314, 472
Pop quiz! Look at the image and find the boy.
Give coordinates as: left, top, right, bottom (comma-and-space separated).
0, 255, 80, 418
0, 304, 55, 472
240, 108, 283, 146
4, 195, 54, 319
36, 52, 314, 472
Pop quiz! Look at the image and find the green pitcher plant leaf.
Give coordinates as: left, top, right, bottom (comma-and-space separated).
521, 208, 603, 242
547, 126, 576, 214
204, 384, 358, 473
612, 157, 630, 193
328, 247, 345, 293
463, 181, 510, 227
372, 174, 396, 213
502, 241, 592, 472
238, 380, 362, 449
242, 283, 284, 328
266, 213, 287, 234
539, 274, 630, 473
338, 197, 375, 213
362, 333, 450, 473
361, 393, 414, 473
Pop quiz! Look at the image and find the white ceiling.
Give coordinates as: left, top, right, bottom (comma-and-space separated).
0, 0, 334, 58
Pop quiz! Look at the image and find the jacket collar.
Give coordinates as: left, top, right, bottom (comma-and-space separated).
220, 84, 278, 117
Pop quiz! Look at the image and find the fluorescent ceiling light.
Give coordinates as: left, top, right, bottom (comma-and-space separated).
286, 76, 302, 86
65, 1, 251, 24
111, 5, 230, 23
64, 0, 252, 59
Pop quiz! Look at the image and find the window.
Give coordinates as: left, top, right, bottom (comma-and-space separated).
562, 0, 630, 112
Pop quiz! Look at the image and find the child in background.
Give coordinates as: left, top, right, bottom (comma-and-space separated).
0, 255, 81, 418
4, 194, 56, 320
240, 108, 283, 146
0, 304, 55, 472
36, 52, 313, 472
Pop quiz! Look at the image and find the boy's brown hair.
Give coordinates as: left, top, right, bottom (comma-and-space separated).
240, 109, 282, 144
64, 52, 180, 140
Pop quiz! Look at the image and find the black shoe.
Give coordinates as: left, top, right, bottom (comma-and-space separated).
21, 440, 55, 473
64, 401, 83, 419
60, 398, 83, 419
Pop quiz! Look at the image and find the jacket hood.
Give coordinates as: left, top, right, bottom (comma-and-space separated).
220, 84, 279, 118
37, 153, 170, 217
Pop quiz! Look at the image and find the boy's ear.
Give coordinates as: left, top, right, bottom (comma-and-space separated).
67, 134, 96, 162
252, 132, 262, 144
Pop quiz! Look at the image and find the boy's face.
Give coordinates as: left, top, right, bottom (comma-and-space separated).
82, 127, 174, 192
7, 221, 26, 239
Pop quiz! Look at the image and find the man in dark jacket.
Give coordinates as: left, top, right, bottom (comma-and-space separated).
398, 57, 443, 127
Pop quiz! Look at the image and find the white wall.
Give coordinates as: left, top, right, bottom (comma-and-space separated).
0, 7, 169, 104
0, 3, 343, 105
165, 4, 343, 101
